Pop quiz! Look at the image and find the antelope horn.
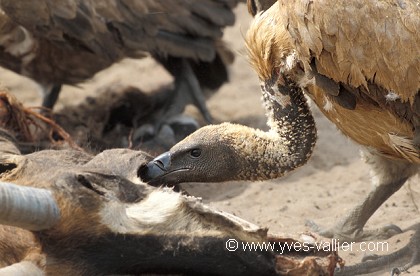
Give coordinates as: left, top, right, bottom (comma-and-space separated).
0, 181, 60, 230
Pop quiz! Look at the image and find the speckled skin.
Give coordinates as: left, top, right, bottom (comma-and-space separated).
141, 75, 316, 184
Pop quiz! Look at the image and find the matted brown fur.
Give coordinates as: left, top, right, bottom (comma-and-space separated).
0, 226, 43, 268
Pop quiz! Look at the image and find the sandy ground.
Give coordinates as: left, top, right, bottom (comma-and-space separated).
1, 3, 419, 275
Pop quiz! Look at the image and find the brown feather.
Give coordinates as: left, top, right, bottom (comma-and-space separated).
279, 0, 420, 102
246, 0, 420, 163
0, 0, 239, 89
307, 83, 420, 163
1, 0, 239, 61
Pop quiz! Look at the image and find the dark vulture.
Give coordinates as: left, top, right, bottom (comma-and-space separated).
0, 0, 239, 124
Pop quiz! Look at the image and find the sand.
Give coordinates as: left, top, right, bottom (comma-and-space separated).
1, 3, 419, 275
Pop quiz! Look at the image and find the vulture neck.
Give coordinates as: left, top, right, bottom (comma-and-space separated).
231, 78, 316, 181
232, 2, 317, 181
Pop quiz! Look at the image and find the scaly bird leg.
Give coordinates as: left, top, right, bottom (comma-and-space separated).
130, 57, 207, 149
155, 56, 213, 125
177, 59, 213, 123
334, 224, 420, 275
136, 61, 203, 147
41, 84, 62, 111
307, 149, 418, 242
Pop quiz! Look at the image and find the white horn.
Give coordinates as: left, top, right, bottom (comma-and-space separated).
0, 181, 60, 230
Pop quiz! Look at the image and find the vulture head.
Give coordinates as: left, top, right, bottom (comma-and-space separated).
138, 122, 280, 185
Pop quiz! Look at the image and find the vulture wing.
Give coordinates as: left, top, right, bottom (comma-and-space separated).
278, 0, 420, 159
278, 0, 420, 102
1, 0, 238, 61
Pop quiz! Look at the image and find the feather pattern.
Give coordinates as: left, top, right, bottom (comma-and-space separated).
1, 0, 238, 61
279, 0, 420, 102
0, 0, 239, 88
276, 0, 420, 162
246, 0, 420, 162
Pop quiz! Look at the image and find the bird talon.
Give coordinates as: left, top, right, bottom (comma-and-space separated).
305, 220, 403, 242
377, 224, 403, 237
361, 253, 380, 262
304, 220, 335, 238
305, 219, 322, 233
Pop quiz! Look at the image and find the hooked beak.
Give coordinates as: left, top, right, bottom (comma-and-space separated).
138, 152, 172, 184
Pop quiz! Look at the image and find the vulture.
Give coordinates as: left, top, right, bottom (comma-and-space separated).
140, 0, 420, 273
0, 0, 238, 124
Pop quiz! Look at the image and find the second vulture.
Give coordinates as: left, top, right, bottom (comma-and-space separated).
0, 0, 239, 125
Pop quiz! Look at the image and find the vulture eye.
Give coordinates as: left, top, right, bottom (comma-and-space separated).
190, 148, 201, 158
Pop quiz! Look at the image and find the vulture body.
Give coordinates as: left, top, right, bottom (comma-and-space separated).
0, 0, 238, 123
142, 0, 419, 274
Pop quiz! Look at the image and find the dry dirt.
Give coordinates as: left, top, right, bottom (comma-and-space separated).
1, 3, 419, 275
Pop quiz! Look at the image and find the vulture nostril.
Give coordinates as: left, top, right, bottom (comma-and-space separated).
154, 160, 166, 171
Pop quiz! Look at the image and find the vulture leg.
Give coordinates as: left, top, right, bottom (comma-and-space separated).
307, 150, 418, 242
130, 56, 211, 148
155, 56, 213, 124
41, 84, 62, 110
334, 225, 420, 275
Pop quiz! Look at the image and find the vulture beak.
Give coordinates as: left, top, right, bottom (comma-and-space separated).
139, 152, 172, 184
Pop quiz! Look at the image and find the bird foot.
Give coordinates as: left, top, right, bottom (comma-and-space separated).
306, 220, 402, 242
390, 250, 420, 276
334, 226, 420, 276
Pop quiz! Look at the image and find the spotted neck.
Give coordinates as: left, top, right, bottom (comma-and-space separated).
226, 77, 316, 181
